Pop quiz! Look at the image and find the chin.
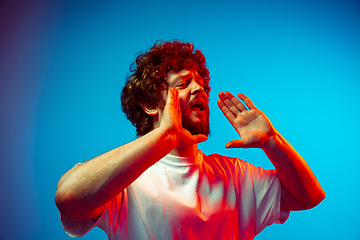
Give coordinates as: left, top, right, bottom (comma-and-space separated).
183, 116, 210, 136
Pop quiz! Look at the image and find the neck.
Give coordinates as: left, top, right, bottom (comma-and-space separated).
169, 144, 199, 158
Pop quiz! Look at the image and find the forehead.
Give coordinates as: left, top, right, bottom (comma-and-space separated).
166, 69, 201, 85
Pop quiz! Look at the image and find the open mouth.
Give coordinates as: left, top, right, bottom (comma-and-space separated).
190, 101, 205, 111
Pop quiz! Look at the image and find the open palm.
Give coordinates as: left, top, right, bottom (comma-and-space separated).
217, 92, 275, 149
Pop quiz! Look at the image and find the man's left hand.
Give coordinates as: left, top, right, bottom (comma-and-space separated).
217, 92, 276, 149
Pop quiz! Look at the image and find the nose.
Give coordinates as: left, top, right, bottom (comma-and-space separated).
190, 80, 204, 95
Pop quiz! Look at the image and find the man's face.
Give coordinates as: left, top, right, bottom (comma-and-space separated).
165, 69, 210, 136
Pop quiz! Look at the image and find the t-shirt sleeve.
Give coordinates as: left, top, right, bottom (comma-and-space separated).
236, 160, 290, 235
251, 166, 290, 234
60, 212, 101, 238
254, 168, 290, 226
59, 191, 123, 238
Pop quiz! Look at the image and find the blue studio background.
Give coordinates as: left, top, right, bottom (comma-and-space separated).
1, 0, 359, 239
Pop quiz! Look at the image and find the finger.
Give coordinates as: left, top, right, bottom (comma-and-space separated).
237, 93, 256, 110
166, 88, 172, 107
218, 92, 245, 117
175, 89, 182, 116
217, 99, 236, 123
224, 91, 247, 112
225, 140, 244, 149
169, 87, 180, 115
169, 87, 176, 103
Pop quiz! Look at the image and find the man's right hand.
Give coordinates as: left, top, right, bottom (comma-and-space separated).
55, 87, 207, 221
160, 87, 207, 148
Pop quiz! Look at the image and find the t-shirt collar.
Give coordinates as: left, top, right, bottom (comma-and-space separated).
159, 150, 203, 167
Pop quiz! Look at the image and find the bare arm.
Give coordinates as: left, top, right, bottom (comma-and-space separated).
261, 132, 325, 211
217, 92, 325, 211
55, 88, 207, 221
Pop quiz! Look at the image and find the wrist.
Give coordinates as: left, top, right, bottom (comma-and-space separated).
261, 130, 281, 152
156, 126, 180, 150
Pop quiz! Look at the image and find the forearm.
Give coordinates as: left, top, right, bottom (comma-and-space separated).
55, 126, 178, 220
262, 131, 325, 209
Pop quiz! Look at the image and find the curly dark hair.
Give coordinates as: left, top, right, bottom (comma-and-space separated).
120, 40, 211, 136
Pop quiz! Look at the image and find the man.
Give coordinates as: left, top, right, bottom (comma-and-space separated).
55, 40, 325, 239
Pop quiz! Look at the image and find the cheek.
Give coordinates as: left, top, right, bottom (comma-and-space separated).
178, 93, 190, 109
179, 100, 189, 115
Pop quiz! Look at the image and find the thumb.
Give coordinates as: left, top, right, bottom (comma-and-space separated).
178, 131, 208, 147
191, 134, 208, 144
225, 140, 244, 149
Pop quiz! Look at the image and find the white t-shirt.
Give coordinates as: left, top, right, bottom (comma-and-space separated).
61, 151, 289, 240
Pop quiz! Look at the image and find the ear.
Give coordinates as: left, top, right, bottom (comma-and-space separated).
141, 101, 159, 116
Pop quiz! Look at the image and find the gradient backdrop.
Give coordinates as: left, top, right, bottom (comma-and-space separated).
1, 0, 359, 239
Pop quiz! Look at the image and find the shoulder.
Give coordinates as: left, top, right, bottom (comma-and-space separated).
204, 153, 250, 168
204, 153, 277, 179
201, 153, 250, 175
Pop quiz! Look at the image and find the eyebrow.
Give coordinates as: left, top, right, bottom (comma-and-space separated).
173, 72, 204, 87
174, 72, 192, 82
